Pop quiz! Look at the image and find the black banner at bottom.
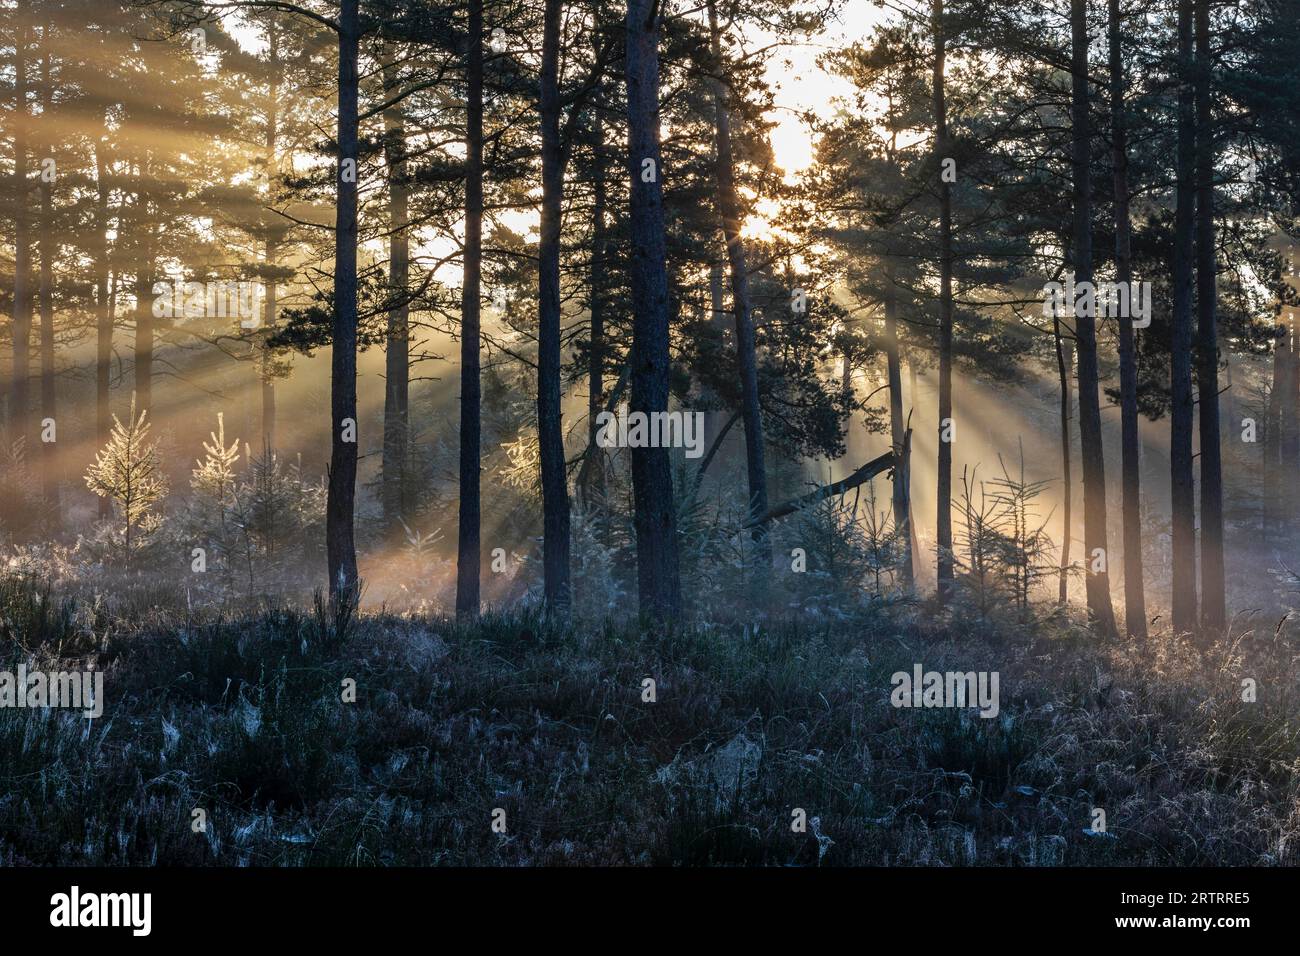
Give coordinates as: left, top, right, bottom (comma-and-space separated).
0, 866, 1278, 941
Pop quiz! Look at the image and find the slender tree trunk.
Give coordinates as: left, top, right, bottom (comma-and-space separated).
1170, 0, 1199, 633
133, 212, 154, 416
11, 4, 31, 449
709, 263, 724, 326
1289, 325, 1300, 535
1071, 0, 1118, 637
1054, 309, 1074, 605
842, 343, 854, 410
94, 138, 112, 519
884, 266, 913, 588
1290, 319, 1300, 480
1265, 326, 1283, 543
381, 51, 410, 535
37, 36, 56, 514
907, 354, 921, 568
1111, 0, 1145, 640
932, 0, 955, 602
701, 261, 725, 444
1194, 0, 1224, 633
456, 0, 485, 618
262, 245, 278, 451
585, 119, 608, 505
262, 27, 280, 452
625, 0, 682, 617
326, 0, 361, 605
708, 0, 770, 571
538, 0, 572, 611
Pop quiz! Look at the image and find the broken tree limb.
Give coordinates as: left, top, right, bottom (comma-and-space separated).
745, 447, 896, 527
693, 411, 739, 493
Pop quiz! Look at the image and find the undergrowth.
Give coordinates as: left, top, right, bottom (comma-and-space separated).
1, 572, 1297, 866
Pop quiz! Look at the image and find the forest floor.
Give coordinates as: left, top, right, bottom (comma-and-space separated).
1, 573, 1298, 866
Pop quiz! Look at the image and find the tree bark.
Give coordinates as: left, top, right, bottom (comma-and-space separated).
133, 196, 154, 416
932, 0, 955, 602
37, 33, 56, 513
708, 0, 770, 571
842, 343, 854, 411
1111, 0, 1145, 640
1290, 319, 1300, 479
1264, 321, 1282, 543
1194, 0, 1224, 632
884, 266, 913, 588
10, 3, 31, 449
1071, 0, 1118, 637
381, 50, 410, 535
262, 247, 278, 451
1170, 0, 1199, 633
456, 0, 485, 618
700, 261, 725, 448
326, 0, 361, 605
584, 119, 608, 505
625, 0, 682, 617
1291, 324, 1300, 532
907, 355, 921, 567
538, 0, 572, 611
1054, 308, 1074, 605
1273, 321, 1298, 537
709, 263, 724, 326
262, 25, 281, 452
94, 137, 112, 519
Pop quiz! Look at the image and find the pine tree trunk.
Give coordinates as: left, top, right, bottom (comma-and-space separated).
1170, 0, 1199, 633
625, 0, 682, 617
456, 0, 485, 618
708, 0, 770, 571
133, 219, 154, 416
10, 4, 31, 449
1288, 329, 1300, 536
326, 0, 361, 605
1194, 0, 1225, 632
262, 242, 278, 452
1265, 327, 1282, 543
94, 138, 112, 519
1111, 0, 1145, 640
381, 52, 410, 536
1274, 324, 1297, 537
262, 27, 280, 453
842, 344, 853, 413
701, 262, 725, 447
884, 266, 912, 588
38, 37, 56, 514
1071, 0, 1118, 637
1291, 321, 1300, 479
1054, 310, 1074, 605
709, 264, 724, 327
932, 0, 955, 602
538, 0, 572, 611
907, 355, 921, 569
585, 119, 608, 504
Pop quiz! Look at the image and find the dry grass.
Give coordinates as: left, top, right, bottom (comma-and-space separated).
1, 573, 1298, 866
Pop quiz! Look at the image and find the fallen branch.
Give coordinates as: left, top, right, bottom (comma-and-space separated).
746, 448, 896, 527
693, 411, 739, 492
